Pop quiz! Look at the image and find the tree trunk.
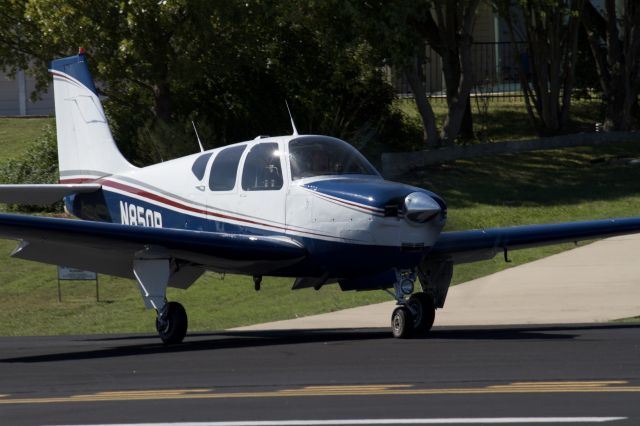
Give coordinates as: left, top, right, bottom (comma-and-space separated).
460, 99, 474, 139
403, 59, 439, 147
506, 0, 583, 135
583, 0, 640, 131
441, 35, 476, 142
153, 81, 172, 122
411, 0, 479, 144
435, 0, 479, 143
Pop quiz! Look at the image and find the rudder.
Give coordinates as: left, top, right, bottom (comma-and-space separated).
49, 49, 135, 183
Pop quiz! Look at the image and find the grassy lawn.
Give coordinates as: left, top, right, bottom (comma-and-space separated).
0, 116, 639, 336
615, 316, 640, 323
395, 97, 604, 144
414, 141, 640, 285
0, 117, 53, 162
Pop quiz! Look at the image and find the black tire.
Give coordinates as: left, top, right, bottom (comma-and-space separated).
391, 306, 413, 339
156, 301, 188, 344
407, 292, 436, 336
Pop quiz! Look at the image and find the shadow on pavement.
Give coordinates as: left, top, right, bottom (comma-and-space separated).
2, 323, 638, 363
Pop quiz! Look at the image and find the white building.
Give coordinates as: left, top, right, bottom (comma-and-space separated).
0, 70, 54, 116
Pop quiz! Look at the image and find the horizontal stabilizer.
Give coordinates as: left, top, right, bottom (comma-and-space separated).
0, 184, 101, 205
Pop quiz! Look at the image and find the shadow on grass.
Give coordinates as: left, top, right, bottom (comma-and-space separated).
4, 323, 639, 363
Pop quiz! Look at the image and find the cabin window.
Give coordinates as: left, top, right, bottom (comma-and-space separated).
289, 136, 378, 180
241, 143, 283, 191
209, 145, 246, 191
191, 152, 212, 180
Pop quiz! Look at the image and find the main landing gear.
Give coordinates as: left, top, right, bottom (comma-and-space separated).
133, 246, 189, 344
156, 301, 188, 344
390, 271, 436, 338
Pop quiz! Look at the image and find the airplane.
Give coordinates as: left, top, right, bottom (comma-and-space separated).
1, 49, 640, 344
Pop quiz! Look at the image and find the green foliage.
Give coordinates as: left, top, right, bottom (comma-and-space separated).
0, 1, 408, 164
0, 118, 54, 162
0, 123, 61, 212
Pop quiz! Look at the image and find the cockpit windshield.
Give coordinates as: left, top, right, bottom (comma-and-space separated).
288, 136, 378, 180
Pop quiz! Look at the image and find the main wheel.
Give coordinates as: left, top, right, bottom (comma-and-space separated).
406, 292, 436, 336
391, 306, 413, 338
156, 301, 188, 344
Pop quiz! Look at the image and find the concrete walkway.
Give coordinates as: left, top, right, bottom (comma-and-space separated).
233, 234, 640, 331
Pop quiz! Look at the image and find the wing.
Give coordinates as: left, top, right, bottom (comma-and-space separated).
0, 184, 101, 205
430, 217, 640, 264
0, 213, 306, 286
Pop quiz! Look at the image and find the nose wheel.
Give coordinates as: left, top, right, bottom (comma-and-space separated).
390, 293, 436, 338
391, 306, 413, 338
156, 301, 188, 344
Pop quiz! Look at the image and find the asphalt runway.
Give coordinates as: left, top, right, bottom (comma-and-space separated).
1, 324, 639, 426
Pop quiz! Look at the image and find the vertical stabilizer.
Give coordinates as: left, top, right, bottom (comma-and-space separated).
49, 50, 135, 182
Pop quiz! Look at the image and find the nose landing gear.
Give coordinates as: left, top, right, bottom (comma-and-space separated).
391, 306, 413, 338
390, 270, 436, 338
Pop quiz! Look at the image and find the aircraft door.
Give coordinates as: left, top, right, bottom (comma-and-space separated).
234, 142, 287, 236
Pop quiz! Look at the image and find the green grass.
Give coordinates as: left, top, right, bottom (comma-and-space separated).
412, 141, 640, 284
0, 243, 390, 336
1, 141, 640, 335
395, 97, 604, 143
615, 316, 640, 323
0, 118, 53, 161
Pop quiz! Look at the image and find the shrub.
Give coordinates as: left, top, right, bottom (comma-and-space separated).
0, 124, 61, 213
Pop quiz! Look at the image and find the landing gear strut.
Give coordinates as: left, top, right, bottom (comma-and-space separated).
390, 270, 436, 338
133, 247, 190, 344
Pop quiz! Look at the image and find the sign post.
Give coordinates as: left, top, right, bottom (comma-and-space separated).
57, 266, 99, 302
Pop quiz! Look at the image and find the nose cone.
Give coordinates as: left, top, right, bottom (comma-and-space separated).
404, 192, 442, 224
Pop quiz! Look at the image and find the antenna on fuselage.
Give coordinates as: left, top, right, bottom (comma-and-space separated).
192, 120, 205, 153
285, 100, 299, 136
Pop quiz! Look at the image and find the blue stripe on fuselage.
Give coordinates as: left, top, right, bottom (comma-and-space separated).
68, 189, 428, 279
302, 178, 446, 212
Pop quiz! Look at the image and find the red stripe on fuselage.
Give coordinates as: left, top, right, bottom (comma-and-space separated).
60, 178, 99, 184
100, 179, 291, 231
60, 177, 362, 240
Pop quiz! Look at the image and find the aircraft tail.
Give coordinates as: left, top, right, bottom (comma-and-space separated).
49, 49, 135, 183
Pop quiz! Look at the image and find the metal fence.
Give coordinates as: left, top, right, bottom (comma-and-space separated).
389, 42, 526, 102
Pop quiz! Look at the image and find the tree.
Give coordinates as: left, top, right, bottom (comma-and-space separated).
413, 0, 480, 143
0, 0, 405, 164
497, 0, 585, 135
0, 123, 60, 212
581, 0, 640, 131
350, 0, 481, 147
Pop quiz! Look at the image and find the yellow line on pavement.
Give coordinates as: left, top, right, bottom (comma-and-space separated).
489, 384, 626, 389
302, 385, 412, 390
507, 381, 627, 386
73, 389, 213, 398
1, 381, 637, 405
